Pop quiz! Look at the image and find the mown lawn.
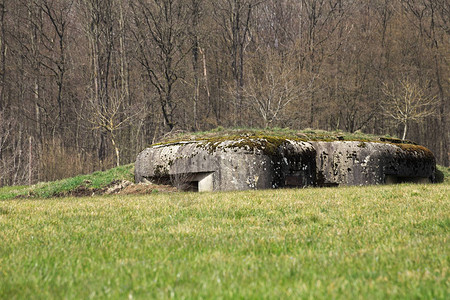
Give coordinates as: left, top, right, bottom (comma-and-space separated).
1, 183, 449, 299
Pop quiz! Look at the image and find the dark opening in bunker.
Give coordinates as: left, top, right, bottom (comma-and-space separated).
168, 173, 199, 192
173, 178, 199, 192
148, 172, 214, 192
385, 175, 430, 184
315, 171, 339, 187
285, 175, 303, 187
176, 181, 198, 192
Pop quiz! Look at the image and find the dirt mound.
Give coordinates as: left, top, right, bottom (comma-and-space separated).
119, 182, 178, 194
104, 180, 133, 194
70, 185, 101, 197
52, 180, 101, 197
53, 180, 178, 198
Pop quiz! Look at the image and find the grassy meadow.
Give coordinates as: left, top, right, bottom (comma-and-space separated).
1, 180, 449, 299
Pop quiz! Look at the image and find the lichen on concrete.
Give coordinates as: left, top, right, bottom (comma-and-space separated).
136, 138, 316, 191
135, 131, 436, 191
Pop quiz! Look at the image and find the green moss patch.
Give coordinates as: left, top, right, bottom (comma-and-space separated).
153, 127, 416, 147
396, 144, 435, 161
194, 135, 307, 156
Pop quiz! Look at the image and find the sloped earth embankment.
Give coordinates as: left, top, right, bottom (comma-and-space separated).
16, 180, 178, 199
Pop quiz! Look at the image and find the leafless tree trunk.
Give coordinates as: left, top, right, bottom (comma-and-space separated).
131, 0, 190, 131
0, 0, 6, 112
214, 0, 259, 126
80, 0, 116, 167
35, 0, 74, 132
189, 0, 201, 131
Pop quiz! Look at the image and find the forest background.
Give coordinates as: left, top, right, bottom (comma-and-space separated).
0, 0, 448, 186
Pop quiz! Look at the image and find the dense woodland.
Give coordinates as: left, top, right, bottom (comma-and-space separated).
0, 0, 448, 186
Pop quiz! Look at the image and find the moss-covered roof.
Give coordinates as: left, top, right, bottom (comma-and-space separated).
154, 127, 415, 146
150, 127, 434, 158
195, 136, 311, 156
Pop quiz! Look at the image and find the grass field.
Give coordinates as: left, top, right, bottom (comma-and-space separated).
1, 182, 449, 299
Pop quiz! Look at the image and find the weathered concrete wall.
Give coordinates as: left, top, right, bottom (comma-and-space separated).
312, 141, 436, 186
135, 138, 436, 191
135, 139, 316, 191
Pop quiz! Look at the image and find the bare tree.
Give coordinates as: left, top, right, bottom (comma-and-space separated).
0, 109, 11, 185
79, 0, 116, 167
298, 0, 348, 127
131, 0, 191, 131
188, 0, 201, 131
85, 91, 138, 167
244, 52, 310, 128
214, 0, 262, 126
35, 0, 74, 131
400, 0, 449, 165
382, 77, 437, 140
0, 0, 6, 111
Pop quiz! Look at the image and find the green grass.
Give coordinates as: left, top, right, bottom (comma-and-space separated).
1, 183, 448, 299
0, 164, 134, 200
436, 165, 450, 184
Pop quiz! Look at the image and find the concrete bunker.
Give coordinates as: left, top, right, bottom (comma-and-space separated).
311, 141, 435, 186
135, 138, 316, 191
135, 136, 436, 191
